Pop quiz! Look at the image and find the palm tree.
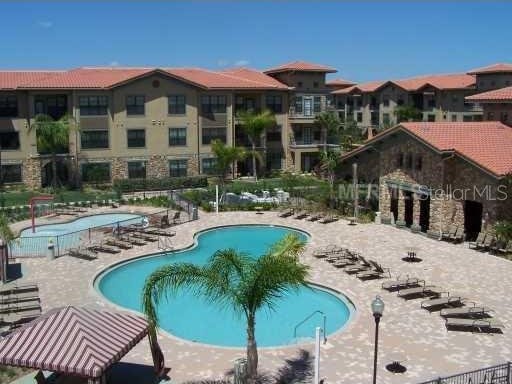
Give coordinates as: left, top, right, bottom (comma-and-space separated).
319, 150, 342, 201
211, 139, 247, 199
315, 111, 341, 153
29, 114, 78, 189
142, 233, 309, 383
237, 109, 276, 181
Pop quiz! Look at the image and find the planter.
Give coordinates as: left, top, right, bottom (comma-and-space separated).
395, 220, 406, 228
410, 224, 421, 233
381, 216, 391, 225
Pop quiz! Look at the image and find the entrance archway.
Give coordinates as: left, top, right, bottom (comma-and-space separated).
419, 195, 431, 232
464, 200, 483, 241
404, 191, 413, 227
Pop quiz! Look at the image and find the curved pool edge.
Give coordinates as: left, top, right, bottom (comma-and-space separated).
91, 223, 356, 351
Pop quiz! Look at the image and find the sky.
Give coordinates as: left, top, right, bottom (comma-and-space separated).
1, 1, 512, 82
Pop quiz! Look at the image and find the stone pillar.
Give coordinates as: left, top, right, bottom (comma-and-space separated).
411, 193, 422, 232
429, 196, 443, 233
23, 158, 42, 189
378, 182, 390, 218
397, 189, 405, 223
147, 155, 168, 179
111, 158, 127, 181
187, 156, 199, 176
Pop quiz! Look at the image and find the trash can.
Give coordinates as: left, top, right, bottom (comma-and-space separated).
233, 358, 247, 384
47, 238, 55, 260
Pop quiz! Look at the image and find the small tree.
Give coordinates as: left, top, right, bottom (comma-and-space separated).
315, 111, 341, 152
142, 234, 309, 383
211, 139, 247, 198
237, 110, 276, 181
319, 150, 342, 202
340, 118, 363, 151
395, 104, 422, 123
30, 114, 78, 189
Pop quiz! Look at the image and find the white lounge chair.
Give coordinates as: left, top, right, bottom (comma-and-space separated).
445, 318, 504, 333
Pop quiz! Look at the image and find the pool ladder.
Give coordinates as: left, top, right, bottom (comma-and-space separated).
293, 310, 327, 344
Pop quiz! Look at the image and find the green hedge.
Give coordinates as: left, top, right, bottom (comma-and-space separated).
113, 176, 208, 193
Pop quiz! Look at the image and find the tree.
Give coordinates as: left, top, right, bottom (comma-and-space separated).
315, 111, 341, 152
394, 104, 422, 123
340, 118, 363, 151
30, 114, 78, 189
211, 139, 247, 198
237, 109, 276, 181
0, 213, 14, 245
142, 233, 309, 383
319, 150, 342, 201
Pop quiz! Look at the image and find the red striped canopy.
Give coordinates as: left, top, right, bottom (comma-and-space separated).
0, 306, 149, 379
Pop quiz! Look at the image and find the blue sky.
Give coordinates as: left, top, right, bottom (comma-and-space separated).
1, 1, 511, 82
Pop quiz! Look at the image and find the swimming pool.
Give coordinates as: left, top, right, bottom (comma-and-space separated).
96, 225, 354, 348
11, 213, 143, 257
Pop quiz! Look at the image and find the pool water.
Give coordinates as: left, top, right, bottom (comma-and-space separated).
11, 213, 143, 257
97, 225, 354, 348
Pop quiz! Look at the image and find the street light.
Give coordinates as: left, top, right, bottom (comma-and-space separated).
371, 295, 385, 384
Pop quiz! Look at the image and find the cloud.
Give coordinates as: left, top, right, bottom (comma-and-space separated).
37, 21, 53, 29
109, 61, 120, 67
217, 59, 229, 67
234, 60, 250, 66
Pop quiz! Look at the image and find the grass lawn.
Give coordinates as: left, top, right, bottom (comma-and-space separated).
0, 189, 117, 207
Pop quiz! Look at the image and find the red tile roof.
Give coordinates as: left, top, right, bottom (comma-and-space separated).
467, 63, 512, 75
331, 80, 387, 94
326, 78, 356, 87
465, 86, 512, 102
264, 61, 337, 74
0, 71, 64, 90
343, 122, 512, 177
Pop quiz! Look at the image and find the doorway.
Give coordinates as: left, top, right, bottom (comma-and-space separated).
419, 195, 431, 232
404, 191, 413, 227
42, 160, 69, 188
390, 187, 398, 222
464, 200, 483, 241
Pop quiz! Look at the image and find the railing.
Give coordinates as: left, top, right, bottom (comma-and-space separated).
419, 362, 511, 384
293, 310, 327, 344
169, 190, 198, 219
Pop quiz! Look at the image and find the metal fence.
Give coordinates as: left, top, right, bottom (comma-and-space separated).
169, 190, 198, 219
419, 362, 511, 384
9, 208, 189, 259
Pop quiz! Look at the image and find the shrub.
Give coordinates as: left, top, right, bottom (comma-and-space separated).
113, 176, 208, 193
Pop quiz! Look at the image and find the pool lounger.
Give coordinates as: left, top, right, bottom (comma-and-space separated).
144, 227, 176, 237
89, 243, 121, 254
440, 306, 494, 318
445, 318, 504, 333
344, 257, 372, 274
131, 232, 158, 242
382, 277, 423, 292
0, 291, 40, 305
0, 299, 41, 314
421, 294, 465, 311
120, 235, 146, 246
0, 283, 38, 296
1, 309, 42, 326
293, 211, 309, 220
397, 285, 445, 300
332, 258, 357, 268
357, 260, 391, 280
105, 237, 133, 250
69, 247, 98, 260
307, 214, 323, 222
54, 208, 79, 216
313, 245, 337, 258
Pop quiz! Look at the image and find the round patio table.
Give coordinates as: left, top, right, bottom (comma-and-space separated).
402, 247, 422, 263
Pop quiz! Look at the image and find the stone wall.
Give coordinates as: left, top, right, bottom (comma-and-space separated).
147, 155, 168, 179
111, 158, 127, 181
23, 158, 41, 189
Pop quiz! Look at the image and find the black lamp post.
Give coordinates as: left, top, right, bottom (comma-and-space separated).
371, 295, 385, 384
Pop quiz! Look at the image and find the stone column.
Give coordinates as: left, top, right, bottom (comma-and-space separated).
397, 189, 405, 224
187, 156, 199, 176
23, 158, 42, 190
111, 158, 127, 181
411, 193, 422, 232
378, 182, 391, 219
147, 155, 168, 179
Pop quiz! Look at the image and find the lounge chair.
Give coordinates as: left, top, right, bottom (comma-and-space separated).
357, 260, 391, 280
313, 245, 336, 258
0, 290, 40, 305
69, 247, 98, 260
445, 318, 504, 333
440, 306, 493, 318
0, 299, 41, 314
441, 224, 458, 240
293, 211, 309, 220
449, 227, 465, 243
170, 211, 181, 225
496, 240, 512, 255
120, 235, 146, 246
0, 283, 38, 295
468, 232, 487, 249
344, 256, 372, 274
319, 215, 339, 224
382, 277, 423, 292
131, 232, 158, 242
480, 234, 496, 251
307, 213, 323, 222
88, 243, 121, 254
144, 227, 176, 237
105, 237, 133, 250
1, 309, 42, 326
55, 208, 79, 216
397, 285, 445, 300
278, 208, 294, 218
420, 294, 465, 311
332, 257, 358, 268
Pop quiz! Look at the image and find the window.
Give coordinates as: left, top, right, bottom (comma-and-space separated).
415, 156, 423, 171
201, 95, 227, 113
313, 81, 319, 88
406, 153, 413, 169
313, 96, 322, 113
427, 114, 436, 122
397, 99, 404, 106
34, 95, 67, 120
0, 96, 18, 117
451, 114, 458, 122
463, 115, 473, 122
487, 112, 495, 120
127, 161, 146, 179
383, 97, 390, 107
266, 95, 282, 113
201, 158, 217, 175
452, 95, 459, 104
383, 113, 390, 125
266, 151, 282, 171
0, 132, 20, 150
501, 112, 509, 123
126, 95, 145, 115
168, 95, 186, 115
297, 81, 303, 88
294, 96, 303, 113
427, 98, 436, 108
266, 125, 282, 142
81, 163, 110, 183
370, 96, 378, 108
202, 127, 226, 145
235, 96, 256, 112
79, 96, 108, 116
356, 98, 363, 108
169, 159, 188, 177
356, 112, 363, 123
0, 164, 22, 183
81, 130, 109, 149
169, 127, 187, 146
127, 129, 145, 148
397, 152, 404, 167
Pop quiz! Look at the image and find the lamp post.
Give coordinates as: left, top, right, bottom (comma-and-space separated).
371, 295, 385, 384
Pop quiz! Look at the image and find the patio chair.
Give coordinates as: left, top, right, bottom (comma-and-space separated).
468, 232, 487, 249
480, 233, 496, 252
440, 305, 494, 318
490, 239, 507, 254
356, 260, 391, 280
445, 318, 504, 333
382, 276, 423, 292
293, 210, 309, 220
88, 243, 121, 254
420, 293, 465, 311
0, 299, 41, 315
397, 285, 445, 300
449, 227, 465, 243
441, 224, 458, 240
497, 240, 512, 255
105, 237, 133, 250
0, 283, 38, 296
69, 247, 98, 260
144, 227, 176, 237
131, 231, 158, 242
278, 208, 294, 218
170, 211, 181, 225
344, 256, 372, 274
307, 213, 323, 222
120, 234, 146, 246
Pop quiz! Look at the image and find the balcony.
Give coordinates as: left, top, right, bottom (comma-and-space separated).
289, 137, 340, 150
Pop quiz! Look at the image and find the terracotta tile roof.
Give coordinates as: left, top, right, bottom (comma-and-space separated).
0, 71, 64, 90
465, 86, 512, 102
331, 80, 387, 94
343, 122, 512, 177
326, 78, 356, 87
467, 63, 512, 75
264, 61, 337, 74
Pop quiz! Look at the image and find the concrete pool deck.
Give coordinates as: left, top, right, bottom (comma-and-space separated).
12, 209, 512, 383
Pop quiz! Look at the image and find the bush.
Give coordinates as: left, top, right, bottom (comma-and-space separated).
113, 176, 208, 193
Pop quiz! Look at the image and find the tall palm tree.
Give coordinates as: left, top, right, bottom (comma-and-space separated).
237, 109, 276, 181
29, 114, 78, 189
315, 111, 341, 153
142, 233, 309, 383
211, 139, 247, 199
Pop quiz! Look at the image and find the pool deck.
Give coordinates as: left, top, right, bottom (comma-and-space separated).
13, 209, 512, 383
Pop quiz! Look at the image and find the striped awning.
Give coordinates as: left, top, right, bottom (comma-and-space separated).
0, 306, 149, 379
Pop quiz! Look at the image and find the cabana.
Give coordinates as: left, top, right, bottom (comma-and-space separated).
0, 306, 165, 383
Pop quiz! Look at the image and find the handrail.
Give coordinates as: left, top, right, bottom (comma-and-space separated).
293, 310, 327, 344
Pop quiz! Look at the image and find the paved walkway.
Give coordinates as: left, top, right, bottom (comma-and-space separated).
13, 209, 512, 384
